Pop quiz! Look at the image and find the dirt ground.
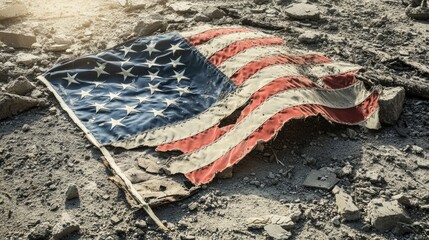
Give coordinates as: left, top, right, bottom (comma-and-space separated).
0, 0, 429, 239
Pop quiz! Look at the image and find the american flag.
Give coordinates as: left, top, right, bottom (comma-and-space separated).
39, 25, 380, 186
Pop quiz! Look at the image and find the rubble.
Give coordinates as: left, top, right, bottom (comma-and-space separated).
303, 169, 339, 190
4, 76, 35, 95
284, 3, 321, 20
298, 31, 325, 44
28, 222, 52, 240
332, 186, 360, 221
133, 18, 167, 37
0, 1, 28, 21
65, 184, 79, 201
217, 167, 233, 179
0, 92, 41, 120
246, 215, 295, 230
0, 31, 37, 49
379, 87, 405, 125
15, 53, 40, 66
367, 199, 412, 232
264, 224, 291, 240
52, 213, 80, 240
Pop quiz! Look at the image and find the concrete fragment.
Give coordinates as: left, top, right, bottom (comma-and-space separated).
169, 2, 196, 14
392, 194, 411, 207
303, 169, 339, 190
194, 13, 211, 22
285, 3, 321, 20
0, 92, 41, 120
110, 215, 122, 225
379, 87, 405, 125
15, 53, 40, 65
367, 199, 412, 232
264, 224, 291, 240
28, 222, 52, 240
65, 184, 79, 200
217, 167, 233, 179
247, 215, 295, 230
4, 76, 35, 95
47, 44, 70, 52
134, 18, 166, 36
0, 2, 28, 21
0, 31, 36, 49
52, 213, 80, 240
333, 187, 360, 221
203, 7, 225, 20
298, 31, 324, 44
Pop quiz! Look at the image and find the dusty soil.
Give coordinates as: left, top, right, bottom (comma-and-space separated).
0, 0, 429, 239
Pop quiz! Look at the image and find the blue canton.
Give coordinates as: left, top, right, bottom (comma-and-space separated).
43, 33, 236, 145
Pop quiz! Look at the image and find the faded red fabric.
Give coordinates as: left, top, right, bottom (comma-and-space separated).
322, 71, 357, 89
187, 28, 252, 46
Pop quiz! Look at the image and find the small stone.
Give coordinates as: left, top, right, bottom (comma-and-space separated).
254, 0, 270, 4
65, 184, 79, 201
411, 145, 424, 155
47, 44, 70, 52
0, 92, 41, 120
188, 202, 199, 211
366, 170, 383, 184
110, 215, 122, 225
22, 124, 30, 132
331, 216, 341, 227
303, 169, 339, 190
379, 87, 405, 125
285, 3, 321, 21
169, 2, 196, 15
367, 199, 412, 232
264, 224, 291, 240
135, 220, 147, 229
392, 194, 411, 207
333, 187, 360, 221
217, 167, 233, 179
52, 213, 80, 240
16, 53, 40, 65
133, 17, 166, 36
247, 215, 295, 230
28, 222, 52, 240
53, 35, 74, 45
203, 7, 225, 20
298, 31, 324, 44
194, 13, 211, 22
5, 76, 35, 96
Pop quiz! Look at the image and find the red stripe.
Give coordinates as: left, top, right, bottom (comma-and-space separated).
322, 71, 357, 89
156, 73, 359, 154
185, 92, 380, 185
231, 54, 332, 85
209, 38, 285, 66
187, 28, 252, 46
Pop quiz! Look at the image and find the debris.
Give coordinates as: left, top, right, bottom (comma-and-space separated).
4, 76, 35, 95
188, 202, 199, 211
392, 194, 411, 207
133, 18, 167, 37
254, 0, 270, 4
194, 13, 211, 22
264, 224, 291, 240
203, 7, 226, 20
0, 92, 41, 120
332, 186, 360, 221
367, 199, 412, 232
28, 222, 52, 240
284, 3, 321, 20
169, 2, 196, 15
110, 215, 122, 225
303, 169, 339, 190
0, 31, 37, 49
247, 215, 295, 230
366, 170, 384, 184
135, 220, 147, 229
52, 213, 80, 240
217, 167, 233, 179
22, 124, 30, 132
417, 158, 429, 169
47, 44, 70, 52
378, 87, 405, 125
331, 216, 341, 227
406, 1, 429, 20
125, 0, 167, 10
241, 17, 284, 30
411, 145, 424, 155
298, 31, 325, 44
0, 2, 28, 21
15, 53, 40, 66
65, 184, 79, 201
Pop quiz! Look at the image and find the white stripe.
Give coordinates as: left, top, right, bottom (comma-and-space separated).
167, 81, 374, 174
180, 25, 247, 38
110, 63, 361, 149
196, 31, 272, 57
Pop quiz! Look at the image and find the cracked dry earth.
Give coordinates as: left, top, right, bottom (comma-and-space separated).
1, 0, 429, 239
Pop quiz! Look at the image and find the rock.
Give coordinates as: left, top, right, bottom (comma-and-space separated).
5, 76, 35, 95
52, 213, 80, 240
254, 0, 270, 4
0, 31, 37, 49
0, 2, 28, 21
366, 170, 383, 184
247, 215, 295, 230
110, 215, 122, 225
53, 35, 74, 45
284, 3, 321, 21
125, 0, 167, 10
16, 53, 40, 65
169, 2, 196, 15
194, 13, 211, 22
22, 124, 30, 132
379, 87, 405, 125
65, 184, 79, 200
392, 194, 411, 207
417, 158, 429, 169
217, 167, 233, 179
135, 220, 147, 229
28, 222, 51, 240
133, 17, 166, 36
264, 224, 291, 240
367, 199, 412, 232
411, 145, 424, 155
203, 7, 225, 20
303, 169, 339, 190
406, 4, 429, 20
47, 44, 70, 52
188, 202, 199, 211
332, 186, 360, 221
0, 92, 41, 120
298, 31, 324, 44
331, 216, 341, 227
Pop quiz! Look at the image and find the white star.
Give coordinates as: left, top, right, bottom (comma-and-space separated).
106, 92, 121, 100
94, 62, 109, 77
145, 83, 161, 95
171, 70, 189, 83
91, 81, 104, 88
145, 70, 161, 81
164, 98, 178, 107
92, 103, 109, 113
121, 105, 140, 115
120, 45, 137, 56
168, 56, 185, 68
136, 96, 149, 103
63, 73, 79, 87
144, 58, 160, 68
117, 67, 136, 80
175, 86, 191, 96
143, 41, 160, 56
106, 118, 125, 130
120, 58, 131, 66
120, 83, 135, 90
148, 108, 166, 118
167, 42, 184, 54
76, 90, 92, 99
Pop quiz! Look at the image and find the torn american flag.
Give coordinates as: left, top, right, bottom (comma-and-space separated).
38, 25, 381, 191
